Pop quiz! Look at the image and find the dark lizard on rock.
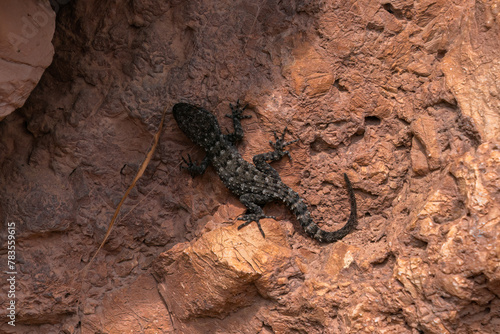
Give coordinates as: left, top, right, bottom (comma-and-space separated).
173, 101, 357, 243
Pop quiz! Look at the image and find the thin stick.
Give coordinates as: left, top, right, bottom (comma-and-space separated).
83, 106, 168, 271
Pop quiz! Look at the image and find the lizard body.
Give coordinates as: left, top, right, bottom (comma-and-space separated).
173, 101, 357, 243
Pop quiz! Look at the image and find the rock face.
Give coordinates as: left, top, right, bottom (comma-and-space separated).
0, 0, 55, 120
0, 0, 499, 333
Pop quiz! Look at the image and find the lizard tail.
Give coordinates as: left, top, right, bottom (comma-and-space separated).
288, 173, 357, 243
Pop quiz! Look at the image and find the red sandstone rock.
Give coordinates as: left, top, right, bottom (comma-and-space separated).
0, 1, 498, 333
0, 0, 55, 120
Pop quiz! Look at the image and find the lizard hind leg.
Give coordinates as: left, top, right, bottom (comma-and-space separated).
236, 194, 275, 238
252, 127, 299, 180
237, 214, 275, 239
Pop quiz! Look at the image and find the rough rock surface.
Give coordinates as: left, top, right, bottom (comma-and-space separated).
0, 0, 499, 333
0, 0, 56, 120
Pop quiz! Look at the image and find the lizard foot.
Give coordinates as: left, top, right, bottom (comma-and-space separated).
237, 213, 276, 238
269, 127, 299, 161
180, 154, 207, 177
226, 99, 252, 121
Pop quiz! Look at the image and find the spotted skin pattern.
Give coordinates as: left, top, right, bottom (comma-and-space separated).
173, 101, 357, 243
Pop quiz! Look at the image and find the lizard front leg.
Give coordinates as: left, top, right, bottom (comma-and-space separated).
224, 100, 252, 144
180, 154, 210, 177
237, 193, 275, 238
253, 127, 299, 179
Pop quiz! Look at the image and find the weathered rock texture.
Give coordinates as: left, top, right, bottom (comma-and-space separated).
0, 0, 499, 333
0, 0, 55, 120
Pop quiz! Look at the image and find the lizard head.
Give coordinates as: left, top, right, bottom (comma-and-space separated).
173, 103, 222, 148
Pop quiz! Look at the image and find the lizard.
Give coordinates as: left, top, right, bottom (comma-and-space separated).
173, 100, 357, 243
